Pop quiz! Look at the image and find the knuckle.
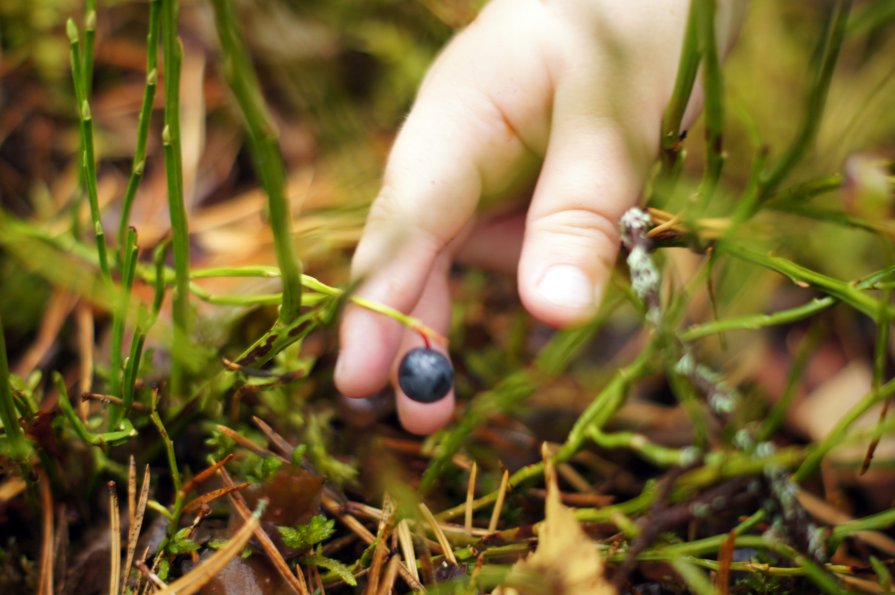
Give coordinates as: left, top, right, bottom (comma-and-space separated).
530, 206, 620, 247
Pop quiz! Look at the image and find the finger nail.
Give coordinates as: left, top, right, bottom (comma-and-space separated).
536, 264, 595, 310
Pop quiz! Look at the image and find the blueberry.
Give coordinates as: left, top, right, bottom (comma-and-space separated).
398, 348, 454, 403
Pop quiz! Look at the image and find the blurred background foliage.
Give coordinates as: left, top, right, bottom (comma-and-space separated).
1, 0, 895, 591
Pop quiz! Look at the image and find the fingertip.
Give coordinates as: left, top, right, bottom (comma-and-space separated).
396, 391, 456, 435
520, 263, 606, 328
334, 305, 400, 398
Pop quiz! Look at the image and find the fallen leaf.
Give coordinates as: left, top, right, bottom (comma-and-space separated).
495, 445, 614, 595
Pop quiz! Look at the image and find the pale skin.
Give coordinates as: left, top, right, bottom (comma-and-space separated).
335, 0, 726, 434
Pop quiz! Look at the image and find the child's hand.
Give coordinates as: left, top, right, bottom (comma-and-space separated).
335, 0, 733, 434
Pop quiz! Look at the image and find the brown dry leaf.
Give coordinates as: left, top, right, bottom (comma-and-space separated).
495, 447, 614, 595
792, 361, 895, 464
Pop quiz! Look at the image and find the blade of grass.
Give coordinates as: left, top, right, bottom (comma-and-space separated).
209, 0, 303, 322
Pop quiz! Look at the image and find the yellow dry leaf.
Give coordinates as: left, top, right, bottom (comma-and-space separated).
494, 446, 615, 595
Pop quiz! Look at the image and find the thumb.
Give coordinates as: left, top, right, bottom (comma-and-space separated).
518, 89, 656, 327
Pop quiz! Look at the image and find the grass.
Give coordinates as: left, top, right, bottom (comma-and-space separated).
1, 0, 895, 593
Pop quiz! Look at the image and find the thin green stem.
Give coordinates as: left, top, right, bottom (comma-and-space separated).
209, 0, 303, 322
150, 390, 181, 493
696, 0, 724, 211
555, 339, 659, 462
574, 481, 660, 523
589, 428, 701, 467
0, 315, 29, 463
670, 559, 714, 595
729, 147, 768, 226
759, 0, 851, 198
684, 260, 895, 341
675, 447, 804, 498
67, 19, 109, 279
117, 0, 160, 254
831, 507, 895, 543
683, 557, 851, 578
154, 264, 444, 342
682, 297, 834, 341
82, 0, 96, 97
161, 0, 191, 395
660, 0, 702, 170
795, 376, 895, 481
757, 323, 823, 442
847, 0, 895, 37
109, 228, 139, 427
54, 373, 137, 446
151, 239, 170, 318
646, 536, 842, 593
122, 326, 147, 422
769, 201, 895, 238
859, 286, 891, 473
718, 242, 889, 321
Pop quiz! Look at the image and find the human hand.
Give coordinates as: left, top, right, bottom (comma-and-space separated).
335, 0, 737, 434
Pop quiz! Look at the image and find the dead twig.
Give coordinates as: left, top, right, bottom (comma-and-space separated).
121, 464, 150, 595
465, 462, 477, 532
108, 482, 121, 595
216, 463, 310, 594
488, 468, 510, 533
37, 469, 54, 595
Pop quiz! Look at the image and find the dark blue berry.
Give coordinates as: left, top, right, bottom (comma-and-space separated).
398, 348, 454, 403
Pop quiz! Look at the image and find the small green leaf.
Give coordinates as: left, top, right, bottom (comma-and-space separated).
246, 455, 283, 484
209, 538, 254, 559
157, 558, 170, 581
291, 444, 307, 466
305, 550, 357, 587
277, 514, 335, 551
168, 528, 201, 554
